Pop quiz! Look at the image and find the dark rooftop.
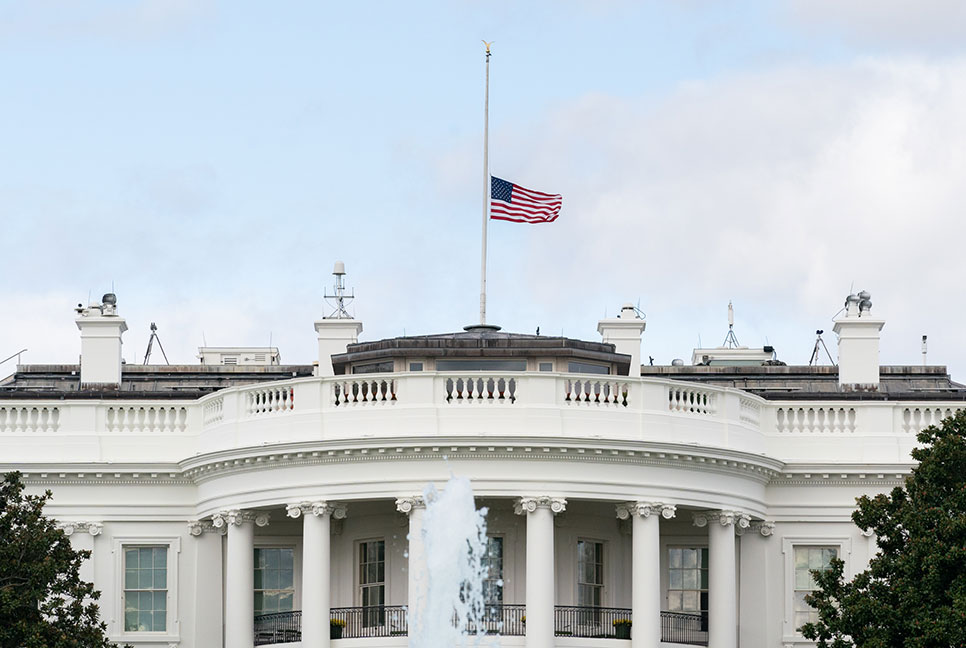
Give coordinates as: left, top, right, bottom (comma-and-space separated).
642, 364, 966, 400
332, 328, 631, 375
0, 364, 315, 399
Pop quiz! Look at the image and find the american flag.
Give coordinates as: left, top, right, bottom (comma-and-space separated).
490, 176, 562, 223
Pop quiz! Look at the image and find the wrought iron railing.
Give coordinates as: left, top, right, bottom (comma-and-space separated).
660, 610, 708, 646
331, 605, 409, 638
254, 610, 301, 645
252, 605, 706, 644
464, 603, 526, 636
553, 605, 632, 638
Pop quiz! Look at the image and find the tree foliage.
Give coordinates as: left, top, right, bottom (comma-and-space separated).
800, 410, 966, 648
0, 471, 121, 648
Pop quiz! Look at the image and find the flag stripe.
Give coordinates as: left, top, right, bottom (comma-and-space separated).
489, 176, 562, 224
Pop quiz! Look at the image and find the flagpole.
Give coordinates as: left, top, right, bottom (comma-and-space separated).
479, 41, 491, 326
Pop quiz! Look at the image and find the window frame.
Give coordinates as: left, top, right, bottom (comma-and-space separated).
355, 537, 387, 607
781, 536, 851, 643
253, 545, 298, 617
575, 537, 606, 608
111, 536, 181, 643
665, 545, 709, 616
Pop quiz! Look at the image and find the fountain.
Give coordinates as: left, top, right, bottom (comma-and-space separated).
408, 475, 499, 648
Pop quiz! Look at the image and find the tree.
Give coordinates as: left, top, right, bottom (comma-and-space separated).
0, 471, 121, 648
800, 410, 966, 648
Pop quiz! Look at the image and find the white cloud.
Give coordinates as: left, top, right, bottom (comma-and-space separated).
786, 0, 966, 49
439, 57, 966, 376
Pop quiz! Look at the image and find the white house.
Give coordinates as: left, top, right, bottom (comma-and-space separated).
1, 283, 961, 648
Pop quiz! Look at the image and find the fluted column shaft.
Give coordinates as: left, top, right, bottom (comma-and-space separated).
516, 497, 566, 648
216, 510, 268, 648
701, 511, 746, 648
618, 502, 675, 648
397, 497, 428, 636
288, 502, 345, 648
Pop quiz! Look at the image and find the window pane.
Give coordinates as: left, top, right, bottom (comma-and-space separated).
254, 570, 263, 589
682, 591, 698, 611
139, 548, 153, 566
683, 549, 697, 568
278, 591, 294, 611
125, 549, 139, 568
254, 591, 264, 614
154, 569, 166, 589
153, 610, 166, 632
154, 549, 166, 569
669, 548, 682, 568
683, 570, 698, 589
280, 549, 294, 570
265, 570, 279, 590
154, 591, 166, 611
808, 549, 824, 569
669, 570, 683, 589
796, 569, 814, 589
668, 591, 682, 611
279, 569, 293, 590
794, 548, 809, 569
700, 568, 709, 590
124, 611, 139, 631
139, 611, 152, 632
266, 549, 279, 569
139, 570, 153, 588
125, 569, 138, 589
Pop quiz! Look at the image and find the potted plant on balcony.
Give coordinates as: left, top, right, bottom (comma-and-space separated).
613, 618, 632, 639
330, 618, 346, 639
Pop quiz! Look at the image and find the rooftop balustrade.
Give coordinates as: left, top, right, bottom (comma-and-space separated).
1, 372, 962, 466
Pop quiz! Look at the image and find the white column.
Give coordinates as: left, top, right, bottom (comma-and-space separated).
617, 503, 676, 648
397, 496, 428, 636
288, 501, 347, 648
215, 509, 270, 648
515, 496, 567, 648
694, 511, 748, 648
188, 521, 225, 648
57, 521, 102, 584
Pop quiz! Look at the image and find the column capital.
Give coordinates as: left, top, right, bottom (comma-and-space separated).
187, 520, 226, 537
692, 510, 751, 529
395, 496, 426, 515
212, 509, 271, 529
615, 501, 676, 520
737, 520, 775, 537
514, 496, 567, 515
286, 501, 348, 520
57, 521, 102, 536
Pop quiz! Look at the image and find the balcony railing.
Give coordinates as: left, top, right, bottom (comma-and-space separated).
554, 605, 631, 638
253, 607, 707, 644
254, 610, 301, 645
331, 605, 408, 638
661, 610, 708, 645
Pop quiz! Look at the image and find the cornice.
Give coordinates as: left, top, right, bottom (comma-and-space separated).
12, 467, 190, 486
772, 464, 911, 487
178, 437, 786, 485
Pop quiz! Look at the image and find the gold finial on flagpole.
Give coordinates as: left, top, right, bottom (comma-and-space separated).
482, 40, 494, 55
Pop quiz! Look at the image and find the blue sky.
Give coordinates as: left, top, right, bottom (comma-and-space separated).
3, 1, 966, 377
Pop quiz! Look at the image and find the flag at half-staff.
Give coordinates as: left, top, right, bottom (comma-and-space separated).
489, 176, 562, 223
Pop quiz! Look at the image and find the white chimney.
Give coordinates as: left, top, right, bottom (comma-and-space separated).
832, 290, 884, 389
598, 303, 646, 377
75, 293, 127, 387
315, 319, 363, 377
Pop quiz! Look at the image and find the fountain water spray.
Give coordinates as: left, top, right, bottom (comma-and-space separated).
409, 475, 497, 647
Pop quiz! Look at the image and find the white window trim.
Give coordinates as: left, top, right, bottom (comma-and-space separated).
665, 543, 709, 615
780, 536, 852, 644
254, 536, 303, 615
110, 536, 181, 644
575, 537, 606, 607
355, 537, 388, 607
660, 535, 706, 613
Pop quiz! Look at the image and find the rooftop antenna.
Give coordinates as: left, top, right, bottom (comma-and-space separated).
142, 323, 170, 365
921, 335, 928, 367
808, 329, 835, 366
324, 261, 354, 319
722, 301, 740, 348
